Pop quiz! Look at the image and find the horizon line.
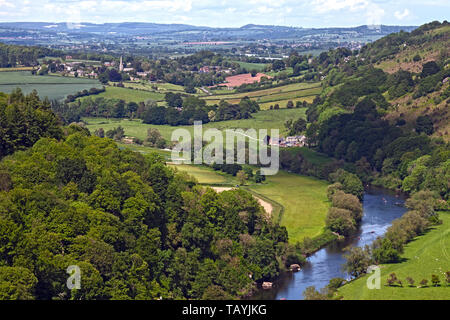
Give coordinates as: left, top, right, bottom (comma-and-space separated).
0, 21, 421, 30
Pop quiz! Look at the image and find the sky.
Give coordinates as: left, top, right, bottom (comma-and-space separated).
0, 0, 448, 28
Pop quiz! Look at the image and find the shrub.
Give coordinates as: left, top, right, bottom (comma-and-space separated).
327, 183, 344, 201
343, 246, 371, 278
431, 274, 440, 287
326, 207, 356, 236
420, 279, 428, 287
371, 237, 402, 264
331, 191, 363, 222
406, 277, 415, 287
0, 171, 12, 192
386, 273, 402, 287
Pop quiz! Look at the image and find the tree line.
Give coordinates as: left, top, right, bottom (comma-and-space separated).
0, 90, 308, 300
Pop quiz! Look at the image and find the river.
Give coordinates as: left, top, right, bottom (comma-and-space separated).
251, 187, 408, 300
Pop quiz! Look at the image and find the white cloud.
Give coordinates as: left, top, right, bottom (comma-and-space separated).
0, 0, 447, 28
312, 0, 384, 25
394, 8, 411, 20
0, 0, 15, 8
312, 0, 368, 13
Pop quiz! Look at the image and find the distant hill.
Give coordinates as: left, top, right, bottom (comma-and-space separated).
0, 22, 417, 41
310, 20, 449, 141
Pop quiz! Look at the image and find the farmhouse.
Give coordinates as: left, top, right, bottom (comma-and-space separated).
270, 136, 306, 148
285, 136, 307, 147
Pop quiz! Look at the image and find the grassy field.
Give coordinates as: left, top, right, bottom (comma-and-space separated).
116, 135, 330, 244
230, 60, 269, 72
284, 147, 333, 166
248, 170, 330, 243
163, 162, 330, 242
123, 81, 185, 93
203, 82, 321, 101
259, 96, 316, 110
0, 67, 34, 72
84, 108, 307, 141
66, 59, 102, 66
0, 71, 102, 100
80, 86, 165, 103
202, 82, 321, 110
168, 164, 235, 185
116, 143, 172, 159
266, 67, 294, 77
338, 212, 450, 300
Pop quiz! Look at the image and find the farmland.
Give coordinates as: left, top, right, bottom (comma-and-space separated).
163, 161, 331, 243
0, 67, 34, 72
248, 171, 330, 243
168, 164, 234, 185
220, 73, 271, 89
202, 82, 322, 109
229, 60, 269, 72
79, 86, 165, 103
84, 107, 307, 141
0, 71, 102, 100
123, 81, 185, 93
338, 212, 450, 300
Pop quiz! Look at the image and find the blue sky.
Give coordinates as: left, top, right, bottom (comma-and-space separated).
0, 0, 448, 28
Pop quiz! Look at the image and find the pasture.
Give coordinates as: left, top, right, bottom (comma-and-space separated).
202, 82, 321, 109
84, 108, 307, 142
338, 212, 450, 300
123, 81, 185, 93
0, 71, 102, 101
163, 162, 329, 240
168, 164, 234, 185
80, 86, 165, 103
248, 171, 330, 243
230, 60, 269, 72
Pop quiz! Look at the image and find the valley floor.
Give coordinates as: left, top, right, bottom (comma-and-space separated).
168, 163, 330, 244
338, 212, 450, 300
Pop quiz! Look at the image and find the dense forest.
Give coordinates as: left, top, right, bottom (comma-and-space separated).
0, 89, 62, 158
293, 22, 450, 299
0, 43, 61, 68
0, 90, 303, 300
300, 21, 450, 202
55, 94, 260, 126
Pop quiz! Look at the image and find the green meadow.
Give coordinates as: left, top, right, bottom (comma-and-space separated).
248, 170, 330, 243
162, 162, 331, 243
203, 82, 321, 109
203, 82, 321, 100
230, 60, 269, 72
123, 81, 185, 93
168, 164, 235, 185
283, 147, 333, 166
116, 143, 172, 159
84, 107, 307, 142
80, 86, 165, 103
338, 212, 450, 300
0, 71, 102, 101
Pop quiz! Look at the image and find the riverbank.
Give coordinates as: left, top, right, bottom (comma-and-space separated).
249, 188, 409, 300
338, 211, 450, 300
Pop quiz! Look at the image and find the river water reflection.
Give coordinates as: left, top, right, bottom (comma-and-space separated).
251, 187, 408, 300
